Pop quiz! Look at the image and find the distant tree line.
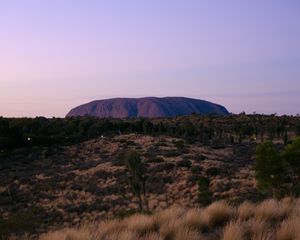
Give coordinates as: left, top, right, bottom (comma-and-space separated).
1, 114, 300, 153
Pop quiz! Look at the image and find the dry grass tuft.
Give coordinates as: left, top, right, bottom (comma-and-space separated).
175, 228, 202, 240
237, 201, 255, 220
91, 220, 125, 239
142, 232, 161, 240
101, 230, 138, 240
125, 214, 157, 235
181, 208, 209, 230
246, 219, 271, 240
276, 216, 300, 240
159, 218, 181, 240
255, 199, 288, 222
40, 228, 90, 240
222, 221, 245, 240
203, 201, 234, 226
155, 206, 185, 225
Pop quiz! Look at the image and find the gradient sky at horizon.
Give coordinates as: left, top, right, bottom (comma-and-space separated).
0, 0, 300, 117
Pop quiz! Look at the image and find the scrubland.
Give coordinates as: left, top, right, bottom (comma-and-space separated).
0, 134, 257, 236
1, 115, 300, 239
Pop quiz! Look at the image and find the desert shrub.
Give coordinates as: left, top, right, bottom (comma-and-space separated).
94, 170, 110, 180
113, 149, 127, 166
253, 138, 300, 198
211, 144, 226, 149
143, 147, 158, 159
0, 211, 38, 239
283, 138, 300, 196
191, 165, 202, 174
176, 159, 192, 168
154, 140, 168, 147
118, 139, 127, 144
198, 177, 209, 189
163, 150, 181, 158
162, 175, 173, 184
194, 155, 207, 162
188, 174, 200, 184
148, 162, 175, 173
124, 140, 136, 146
181, 148, 190, 154
147, 173, 172, 189
206, 167, 222, 176
197, 177, 212, 206
198, 190, 212, 206
115, 209, 139, 219
0, 218, 7, 239
254, 142, 285, 197
146, 156, 164, 163
174, 140, 185, 150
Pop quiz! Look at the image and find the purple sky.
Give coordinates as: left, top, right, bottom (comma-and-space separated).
1, 0, 300, 117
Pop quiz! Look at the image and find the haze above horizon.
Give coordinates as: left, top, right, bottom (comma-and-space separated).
1, 0, 300, 117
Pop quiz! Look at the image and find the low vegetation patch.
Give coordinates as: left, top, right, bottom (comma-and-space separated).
37, 198, 300, 240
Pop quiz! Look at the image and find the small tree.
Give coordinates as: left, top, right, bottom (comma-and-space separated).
174, 140, 185, 150
283, 128, 288, 145
123, 150, 147, 211
197, 177, 212, 206
254, 142, 285, 197
283, 137, 300, 196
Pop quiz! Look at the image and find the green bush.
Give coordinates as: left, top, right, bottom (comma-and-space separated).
174, 140, 185, 150
163, 150, 181, 158
0, 211, 37, 239
197, 177, 212, 206
254, 142, 284, 197
191, 165, 203, 174
283, 137, 300, 196
206, 167, 222, 176
195, 155, 207, 161
176, 159, 192, 168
